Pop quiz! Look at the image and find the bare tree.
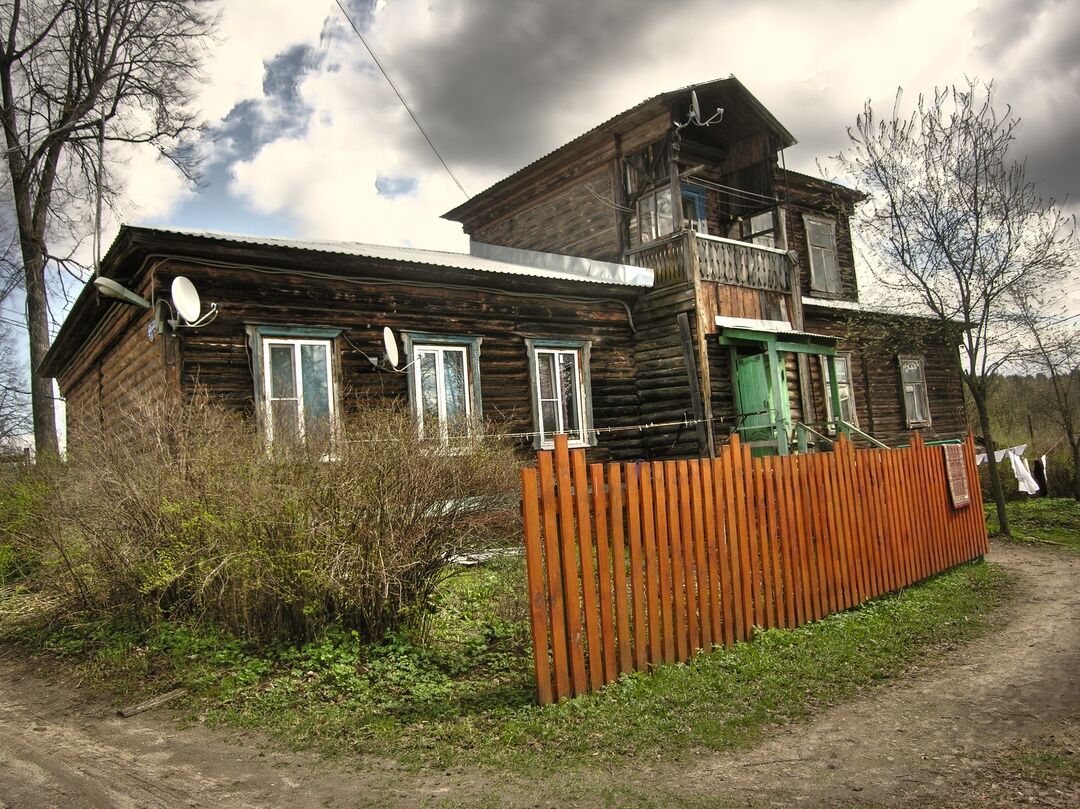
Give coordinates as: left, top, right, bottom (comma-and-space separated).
1014, 293, 1080, 500
0, 0, 216, 458
834, 80, 1077, 536
0, 321, 30, 450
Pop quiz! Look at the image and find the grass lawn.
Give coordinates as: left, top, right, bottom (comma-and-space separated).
15, 556, 1012, 774
985, 497, 1080, 550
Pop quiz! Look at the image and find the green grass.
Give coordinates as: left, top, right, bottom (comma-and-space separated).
985, 497, 1080, 549
13, 557, 1012, 775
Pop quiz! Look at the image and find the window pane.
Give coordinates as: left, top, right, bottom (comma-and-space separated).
537, 352, 556, 399
271, 399, 300, 444
541, 400, 557, 439
835, 357, 850, 383
807, 219, 833, 248
916, 385, 930, 422
655, 188, 673, 236
419, 351, 439, 433
750, 211, 773, 233
904, 384, 923, 422
443, 350, 468, 435
300, 344, 330, 433
638, 194, 655, 242
559, 352, 580, 436
810, 246, 829, 288
269, 345, 296, 398
901, 359, 923, 384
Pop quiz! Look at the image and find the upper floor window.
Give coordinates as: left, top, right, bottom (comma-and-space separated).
526, 339, 594, 449
249, 327, 341, 447
741, 209, 776, 247
899, 355, 931, 427
803, 214, 842, 294
822, 354, 858, 429
634, 186, 674, 244
682, 186, 708, 234
403, 333, 483, 445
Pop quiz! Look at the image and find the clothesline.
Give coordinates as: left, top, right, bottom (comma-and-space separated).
974, 443, 1046, 496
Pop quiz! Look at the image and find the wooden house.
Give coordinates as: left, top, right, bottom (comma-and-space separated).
42, 77, 965, 460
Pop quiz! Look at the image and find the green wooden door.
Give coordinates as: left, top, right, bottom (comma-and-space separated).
735, 352, 775, 455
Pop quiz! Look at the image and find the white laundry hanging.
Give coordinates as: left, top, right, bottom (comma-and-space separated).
1010, 451, 1040, 495
975, 443, 1027, 465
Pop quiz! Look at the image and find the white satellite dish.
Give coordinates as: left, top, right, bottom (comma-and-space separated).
382, 326, 401, 369
171, 276, 202, 324
690, 90, 702, 124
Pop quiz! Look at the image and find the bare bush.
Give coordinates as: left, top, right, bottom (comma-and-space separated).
43, 393, 522, 644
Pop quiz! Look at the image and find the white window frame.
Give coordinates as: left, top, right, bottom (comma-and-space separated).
525, 339, 595, 450
635, 185, 675, 244
803, 214, 842, 295
821, 353, 859, 430
259, 336, 338, 446
899, 354, 932, 427
402, 332, 483, 447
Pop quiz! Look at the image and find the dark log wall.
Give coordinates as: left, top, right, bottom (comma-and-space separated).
780, 174, 859, 302
162, 258, 644, 462
454, 110, 671, 263
632, 282, 700, 459
803, 309, 966, 445
56, 272, 175, 447
471, 169, 621, 262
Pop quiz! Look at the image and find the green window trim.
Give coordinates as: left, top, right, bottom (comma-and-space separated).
245, 324, 344, 446
401, 331, 484, 443
525, 337, 597, 450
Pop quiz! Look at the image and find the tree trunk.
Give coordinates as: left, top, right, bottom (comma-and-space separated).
1071, 438, 1080, 502
973, 394, 1010, 536
19, 234, 59, 460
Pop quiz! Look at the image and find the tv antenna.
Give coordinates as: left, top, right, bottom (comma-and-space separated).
677, 90, 723, 130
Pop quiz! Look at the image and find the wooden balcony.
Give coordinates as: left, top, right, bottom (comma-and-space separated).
624, 231, 792, 292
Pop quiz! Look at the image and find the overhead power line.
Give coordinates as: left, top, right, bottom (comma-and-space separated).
333, 0, 469, 199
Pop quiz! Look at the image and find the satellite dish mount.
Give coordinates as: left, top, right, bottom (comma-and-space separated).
677, 89, 723, 130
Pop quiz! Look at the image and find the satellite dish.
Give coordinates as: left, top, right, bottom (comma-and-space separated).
690, 90, 702, 123
382, 326, 400, 369
171, 276, 202, 324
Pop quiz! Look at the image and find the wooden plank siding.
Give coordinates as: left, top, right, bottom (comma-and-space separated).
94, 257, 649, 462
802, 309, 967, 444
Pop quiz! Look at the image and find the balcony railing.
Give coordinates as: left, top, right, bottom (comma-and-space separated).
625, 231, 792, 292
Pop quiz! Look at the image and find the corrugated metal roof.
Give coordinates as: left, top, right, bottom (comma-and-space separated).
141, 227, 654, 288
714, 315, 839, 342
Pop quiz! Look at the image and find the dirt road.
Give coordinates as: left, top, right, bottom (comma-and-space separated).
688, 539, 1080, 807
0, 538, 1076, 808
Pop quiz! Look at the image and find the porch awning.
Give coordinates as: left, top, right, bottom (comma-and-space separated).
714, 316, 839, 353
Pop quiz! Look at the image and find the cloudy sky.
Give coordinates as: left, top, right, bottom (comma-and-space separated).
102, 0, 1078, 260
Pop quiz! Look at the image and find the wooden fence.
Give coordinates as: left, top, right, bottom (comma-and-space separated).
520, 432, 988, 704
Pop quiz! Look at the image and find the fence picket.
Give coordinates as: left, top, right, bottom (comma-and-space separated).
520, 435, 991, 702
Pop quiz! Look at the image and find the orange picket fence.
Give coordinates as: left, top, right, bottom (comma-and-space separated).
519, 432, 988, 704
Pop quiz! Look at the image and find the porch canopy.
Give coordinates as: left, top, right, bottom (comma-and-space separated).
714, 316, 841, 454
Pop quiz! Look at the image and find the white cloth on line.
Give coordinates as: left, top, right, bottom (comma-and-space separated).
1010, 452, 1040, 495
974, 443, 1026, 465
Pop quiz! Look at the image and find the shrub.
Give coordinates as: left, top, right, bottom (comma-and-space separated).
38, 392, 522, 644
0, 469, 50, 585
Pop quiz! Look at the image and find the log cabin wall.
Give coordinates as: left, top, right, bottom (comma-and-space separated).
802, 308, 966, 444
55, 271, 177, 449
779, 170, 860, 302
451, 109, 671, 263
630, 281, 701, 460
155, 256, 644, 463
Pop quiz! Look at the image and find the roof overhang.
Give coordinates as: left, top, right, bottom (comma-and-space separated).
715, 315, 839, 355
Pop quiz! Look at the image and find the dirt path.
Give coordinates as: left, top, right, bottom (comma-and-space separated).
0, 539, 1076, 808
684, 539, 1080, 807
